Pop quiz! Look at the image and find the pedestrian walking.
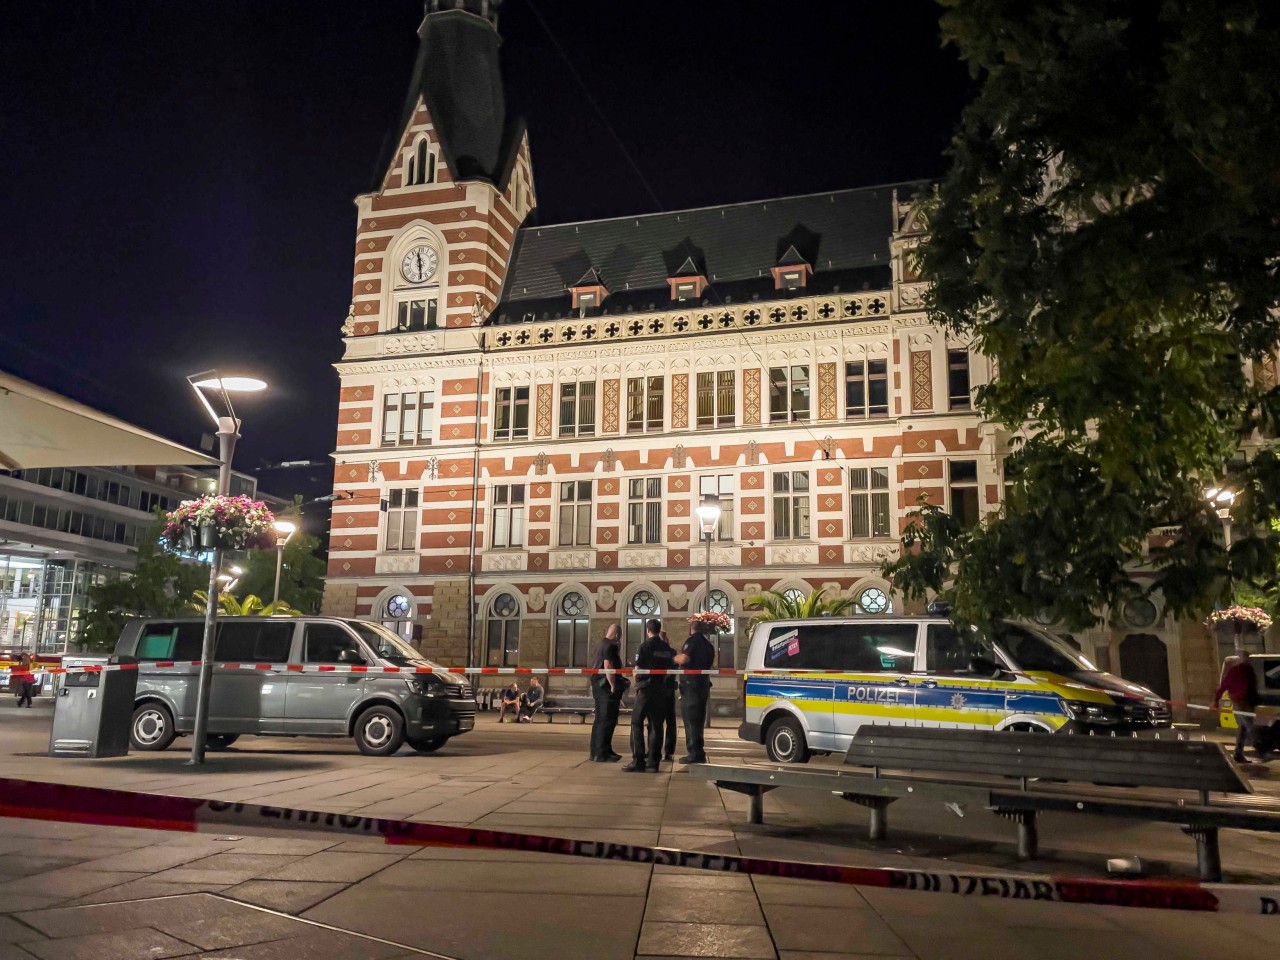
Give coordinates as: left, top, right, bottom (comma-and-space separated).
623, 618, 676, 772
13, 653, 35, 708
675, 617, 717, 764
1215, 651, 1259, 763
588, 625, 625, 762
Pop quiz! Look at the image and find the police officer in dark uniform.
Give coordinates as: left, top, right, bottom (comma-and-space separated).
675, 619, 716, 763
623, 618, 676, 772
588, 624, 624, 762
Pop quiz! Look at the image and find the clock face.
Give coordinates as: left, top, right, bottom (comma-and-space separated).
400, 244, 439, 283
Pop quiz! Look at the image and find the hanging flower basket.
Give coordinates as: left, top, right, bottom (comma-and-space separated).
1204, 606, 1273, 633
689, 611, 733, 633
162, 495, 276, 553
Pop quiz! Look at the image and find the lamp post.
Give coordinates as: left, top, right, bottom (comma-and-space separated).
1205, 487, 1235, 551
271, 521, 296, 608
695, 494, 721, 612
187, 371, 266, 765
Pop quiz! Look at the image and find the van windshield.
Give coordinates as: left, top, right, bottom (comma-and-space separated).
991, 623, 1097, 675
349, 621, 438, 666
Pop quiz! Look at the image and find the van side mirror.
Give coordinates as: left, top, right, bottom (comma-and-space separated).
969, 655, 1002, 678
338, 648, 366, 665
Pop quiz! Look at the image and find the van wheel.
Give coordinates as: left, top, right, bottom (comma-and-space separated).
131, 703, 176, 752
765, 716, 810, 764
354, 705, 405, 756
407, 735, 448, 754
207, 734, 239, 751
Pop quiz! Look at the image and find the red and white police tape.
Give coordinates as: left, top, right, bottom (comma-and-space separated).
42, 661, 824, 676
0, 777, 1277, 915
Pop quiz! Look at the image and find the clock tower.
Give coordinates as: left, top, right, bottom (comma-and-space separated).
323, 0, 535, 658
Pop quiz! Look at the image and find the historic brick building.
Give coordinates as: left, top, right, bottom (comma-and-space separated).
321, 0, 1223, 710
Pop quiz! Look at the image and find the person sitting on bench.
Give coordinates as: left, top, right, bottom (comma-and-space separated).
498, 682, 522, 723
519, 676, 544, 722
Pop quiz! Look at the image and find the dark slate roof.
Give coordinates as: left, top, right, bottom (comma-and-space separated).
488, 182, 927, 324
374, 8, 524, 190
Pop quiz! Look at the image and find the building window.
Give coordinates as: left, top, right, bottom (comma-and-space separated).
707, 588, 735, 667
626, 376, 664, 432
768, 366, 810, 423
949, 460, 980, 528
407, 139, 435, 186
696, 371, 735, 428
849, 466, 891, 538
627, 477, 663, 545
382, 389, 435, 447
558, 480, 592, 547
491, 483, 526, 548
625, 590, 660, 664
383, 594, 413, 641
846, 359, 889, 418
396, 296, 438, 331
782, 587, 805, 606
948, 349, 972, 410
674, 281, 697, 301
384, 488, 419, 552
493, 386, 530, 441
559, 381, 596, 437
855, 586, 892, 614
486, 592, 520, 667
553, 591, 591, 667
772, 471, 810, 540
698, 474, 734, 541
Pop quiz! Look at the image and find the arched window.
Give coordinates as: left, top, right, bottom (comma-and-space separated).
855, 586, 891, 614
486, 592, 520, 666
707, 588, 735, 667
554, 591, 591, 667
625, 590, 660, 664
382, 593, 413, 641
782, 587, 805, 607
406, 139, 435, 186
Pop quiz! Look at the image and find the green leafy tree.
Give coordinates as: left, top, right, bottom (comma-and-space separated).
77, 514, 210, 652
885, 0, 1280, 630
745, 588, 857, 624
231, 529, 326, 614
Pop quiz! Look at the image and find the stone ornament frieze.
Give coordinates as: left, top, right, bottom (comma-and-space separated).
374, 554, 418, 575
709, 546, 738, 565
339, 356, 478, 375
596, 585, 616, 610
617, 548, 665, 568
667, 584, 688, 610
766, 544, 819, 565
848, 542, 902, 564
384, 334, 438, 354
549, 550, 595, 570
482, 552, 528, 572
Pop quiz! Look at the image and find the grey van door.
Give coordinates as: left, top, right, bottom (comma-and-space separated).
209, 621, 296, 734
282, 622, 368, 735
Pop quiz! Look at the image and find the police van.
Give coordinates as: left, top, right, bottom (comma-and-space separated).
740, 615, 1170, 762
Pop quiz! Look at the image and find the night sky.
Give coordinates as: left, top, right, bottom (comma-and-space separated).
1, 1, 970, 498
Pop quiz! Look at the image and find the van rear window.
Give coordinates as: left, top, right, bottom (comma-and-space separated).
136, 623, 203, 661
763, 623, 916, 672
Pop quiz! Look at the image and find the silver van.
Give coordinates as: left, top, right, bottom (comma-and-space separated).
113, 617, 476, 755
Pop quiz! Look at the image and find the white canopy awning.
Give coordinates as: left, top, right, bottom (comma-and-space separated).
0, 370, 219, 470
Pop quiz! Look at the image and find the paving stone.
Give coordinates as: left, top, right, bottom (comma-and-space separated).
63, 880, 233, 906
763, 904, 910, 956
0, 870, 147, 900
644, 888, 766, 924
19, 927, 196, 960
305, 890, 645, 960
751, 877, 871, 909
364, 858, 650, 895
0, 914, 46, 943
197, 930, 414, 960
636, 921, 777, 959
147, 853, 302, 885
259, 852, 405, 883
74, 846, 228, 874
224, 880, 348, 913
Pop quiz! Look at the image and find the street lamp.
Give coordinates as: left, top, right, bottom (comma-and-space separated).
695, 495, 721, 612
271, 521, 297, 608
216, 566, 244, 595
1205, 487, 1236, 550
187, 371, 267, 766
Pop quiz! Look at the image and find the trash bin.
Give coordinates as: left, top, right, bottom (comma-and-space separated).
49, 656, 138, 758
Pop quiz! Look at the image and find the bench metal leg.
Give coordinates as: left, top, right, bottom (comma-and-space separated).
994, 809, 1038, 860
1183, 826, 1222, 882
749, 786, 765, 825
841, 795, 895, 841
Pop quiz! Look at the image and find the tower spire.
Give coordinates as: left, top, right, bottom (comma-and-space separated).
423, 0, 500, 31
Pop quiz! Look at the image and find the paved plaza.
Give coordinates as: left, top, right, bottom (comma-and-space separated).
2, 698, 1279, 959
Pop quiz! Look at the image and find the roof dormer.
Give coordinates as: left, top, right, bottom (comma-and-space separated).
667, 256, 709, 303
770, 245, 812, 293
568, 267, 608, 316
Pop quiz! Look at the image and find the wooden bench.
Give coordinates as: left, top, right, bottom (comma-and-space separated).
688, 725, 1280, 881
541, 695, 595, 723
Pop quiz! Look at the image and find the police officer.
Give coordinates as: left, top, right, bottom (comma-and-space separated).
675, 619, 716, 763
623, 618, 676, 772
588, 625, 624, 762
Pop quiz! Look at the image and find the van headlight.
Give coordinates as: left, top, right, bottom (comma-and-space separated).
1063, 700, 1121, 722
407, 676, 443, 697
